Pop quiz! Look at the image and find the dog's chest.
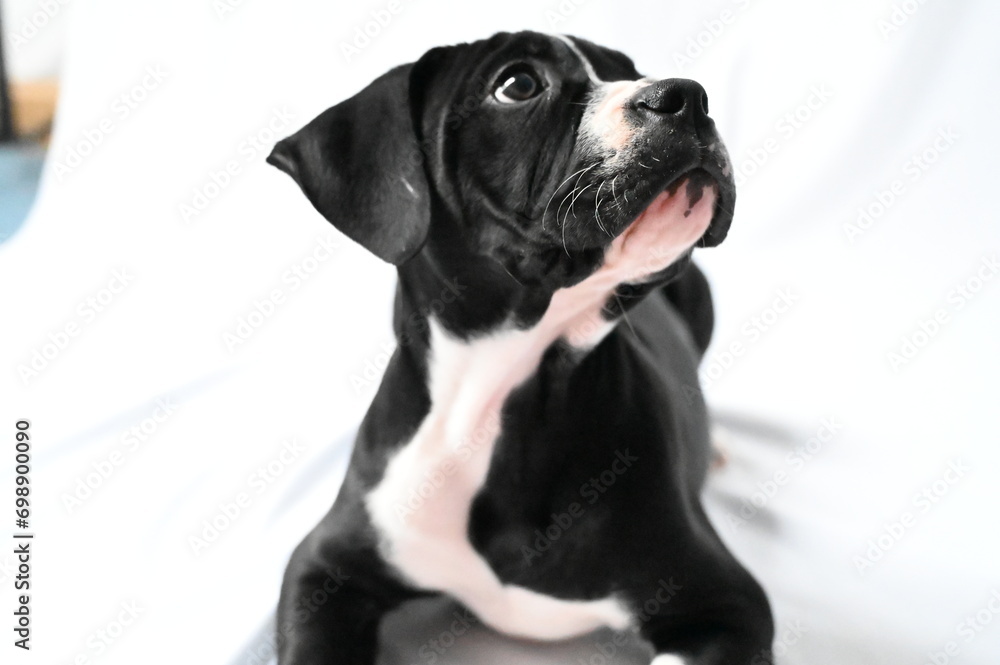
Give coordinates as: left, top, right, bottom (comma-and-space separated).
365, 288, 630, 640
364, 189, 715, 640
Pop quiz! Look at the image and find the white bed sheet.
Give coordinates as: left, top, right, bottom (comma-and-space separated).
1, 1, 998, 664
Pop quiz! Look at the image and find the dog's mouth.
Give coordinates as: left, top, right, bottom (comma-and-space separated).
599, 168, 720, 280
626, 169, 718, 241
617, 145, 735, 252
540, 138, 735, 250
493, 141, 734, 290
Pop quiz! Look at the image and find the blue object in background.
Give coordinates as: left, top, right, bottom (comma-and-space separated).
0, 143, 45, 243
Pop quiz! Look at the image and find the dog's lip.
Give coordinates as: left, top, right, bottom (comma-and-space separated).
626, 167, 720, 229
595, 159, 733, 255
628, 169, 717, 229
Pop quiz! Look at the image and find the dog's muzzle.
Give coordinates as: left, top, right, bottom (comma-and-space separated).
625, 78, 735, 247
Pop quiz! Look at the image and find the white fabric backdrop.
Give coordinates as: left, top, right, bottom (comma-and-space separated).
2, 0, 70, 80
1, 1, 998, 663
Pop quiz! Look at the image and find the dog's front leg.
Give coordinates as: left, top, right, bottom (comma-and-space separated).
276, 530, 421, 665
636, 563, 775, 665
645, 615, 775, 665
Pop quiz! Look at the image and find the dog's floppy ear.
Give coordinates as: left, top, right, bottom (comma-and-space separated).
268, 64, 429, 265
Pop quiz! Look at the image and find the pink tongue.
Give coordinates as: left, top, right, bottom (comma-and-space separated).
601, 180, 717, 282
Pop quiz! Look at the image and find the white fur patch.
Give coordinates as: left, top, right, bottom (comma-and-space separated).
581, 79, 654, 156
366, 171, 718, 642
366, 321, 633, 640
554, 34, 656, 159
651, 655, 687, 665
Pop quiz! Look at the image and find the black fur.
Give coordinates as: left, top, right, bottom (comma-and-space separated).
269, 31, 773, 665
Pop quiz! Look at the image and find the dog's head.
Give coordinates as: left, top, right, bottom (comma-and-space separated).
269, 31, 734, 291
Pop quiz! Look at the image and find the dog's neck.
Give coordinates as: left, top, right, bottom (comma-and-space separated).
394, 181, 716, 361
394, 249, 549, 350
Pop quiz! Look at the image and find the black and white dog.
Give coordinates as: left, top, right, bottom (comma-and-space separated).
268, 31, 774, 665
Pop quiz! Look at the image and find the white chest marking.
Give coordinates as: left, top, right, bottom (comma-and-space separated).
366, 184, 717, 641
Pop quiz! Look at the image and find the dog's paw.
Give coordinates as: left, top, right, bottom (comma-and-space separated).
710, 423, 733, 470
650, 655, 687, 665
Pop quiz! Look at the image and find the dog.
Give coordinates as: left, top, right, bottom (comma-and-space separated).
267, 31, 774, 665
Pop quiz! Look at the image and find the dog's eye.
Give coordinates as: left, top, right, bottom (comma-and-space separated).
493, 66, 544, 104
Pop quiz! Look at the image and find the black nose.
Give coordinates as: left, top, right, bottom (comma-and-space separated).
633, 79, 710, 122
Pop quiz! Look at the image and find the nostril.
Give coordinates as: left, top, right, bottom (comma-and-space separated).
639, 87, 686, 115
636, 80, 710, 119
660, 88, 686, 115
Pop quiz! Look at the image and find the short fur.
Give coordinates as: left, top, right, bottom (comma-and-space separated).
268, 31, 773, 665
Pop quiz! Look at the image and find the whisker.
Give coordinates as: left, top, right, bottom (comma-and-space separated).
569, 182, 592, 218
572, 163, 594, 193
556, 162, 598, 236
594, 180, 611, 237
555, 186, 579, 226
499, 262, 524, 286
554, 164, 597, 227
542, 165, 595, 231
562, 183, 593, 256
615, 293, 638, 339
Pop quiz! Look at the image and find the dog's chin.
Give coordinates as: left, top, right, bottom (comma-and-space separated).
622, 168, 732, 252
596, 171, 718, 280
